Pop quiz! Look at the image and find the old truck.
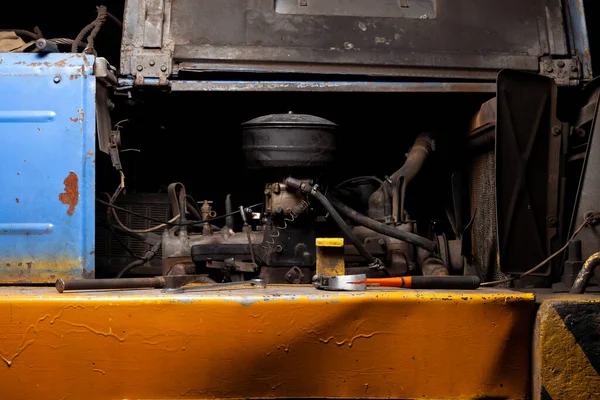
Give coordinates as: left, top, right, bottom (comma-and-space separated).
0, 1, 598, 398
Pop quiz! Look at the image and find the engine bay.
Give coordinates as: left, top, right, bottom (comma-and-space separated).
95, 92, 489, 285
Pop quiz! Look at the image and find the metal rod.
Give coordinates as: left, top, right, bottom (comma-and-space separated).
56, 277, 166, 293
570, 252, 600, 294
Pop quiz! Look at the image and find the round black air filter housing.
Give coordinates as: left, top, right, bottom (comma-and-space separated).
242, 112, 337, 169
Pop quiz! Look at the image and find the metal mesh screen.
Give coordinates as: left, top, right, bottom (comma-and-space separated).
95, 194, 170, 274
470, 150, 508, 283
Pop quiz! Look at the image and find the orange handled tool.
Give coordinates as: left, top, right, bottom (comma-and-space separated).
352, 276, 480, 290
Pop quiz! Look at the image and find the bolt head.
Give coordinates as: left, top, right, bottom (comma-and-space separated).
547, 216, 558, 228
53, 75, 61, 83
552, 126, 561, 135
546, 66, 554, 73
571, 65, 578, 72
136, 65, 143, 71
160, 65, 168, 72
557, 61, 566, 68
575, 128, 586, 137
149, 60, 155, 66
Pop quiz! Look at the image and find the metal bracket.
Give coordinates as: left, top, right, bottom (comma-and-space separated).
108, 130, 122, 171
94, 57, 118, 87
144, 0, 165, 48
94, 57, 118, 154
132, 55, 171, 86
540, 57, 581, 86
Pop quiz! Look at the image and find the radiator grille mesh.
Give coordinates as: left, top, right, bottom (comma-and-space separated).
470, 151, 508, 284
96, 195, 170, 260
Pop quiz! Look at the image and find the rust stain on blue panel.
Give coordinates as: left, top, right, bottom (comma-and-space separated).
58, 172, 79, 216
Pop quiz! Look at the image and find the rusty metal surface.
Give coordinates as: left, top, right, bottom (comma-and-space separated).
170, 80, 497, 92
120, 0, 588, 85
0, 53, 96, 282
0, 286, 534, 399
316, 238, 345, 276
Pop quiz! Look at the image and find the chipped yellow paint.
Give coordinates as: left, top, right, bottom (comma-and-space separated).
534, 299, 600, 400
0, 287, 534, 399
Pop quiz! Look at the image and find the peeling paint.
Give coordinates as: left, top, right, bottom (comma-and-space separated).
58, 171, 79, 216
53, 59, 67, 68
0, 286, 534, 399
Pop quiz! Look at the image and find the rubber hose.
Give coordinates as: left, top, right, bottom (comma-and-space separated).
336, 176, 392, 222
116, 240, 161, 278
329, 196, 438, 252
312, 191, 377, 265
570, 252, 600, 294
115, 259, 145, 279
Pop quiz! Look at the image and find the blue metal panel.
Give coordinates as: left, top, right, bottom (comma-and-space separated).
565, 0, 593, 80
0, 53, 95, 282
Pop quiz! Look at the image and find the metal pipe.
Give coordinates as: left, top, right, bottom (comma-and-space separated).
368, 134, 434, 222
570, 252, 600, 294
330, 196, 438, 252
56, 277, 166, 293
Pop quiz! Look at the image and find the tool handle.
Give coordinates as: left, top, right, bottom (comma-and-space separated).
359, 276, 480, 290
56, 277, 165, 293
409, 276, 480, 290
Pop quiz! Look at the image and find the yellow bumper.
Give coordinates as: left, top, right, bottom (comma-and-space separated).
0, 287, 534, 399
